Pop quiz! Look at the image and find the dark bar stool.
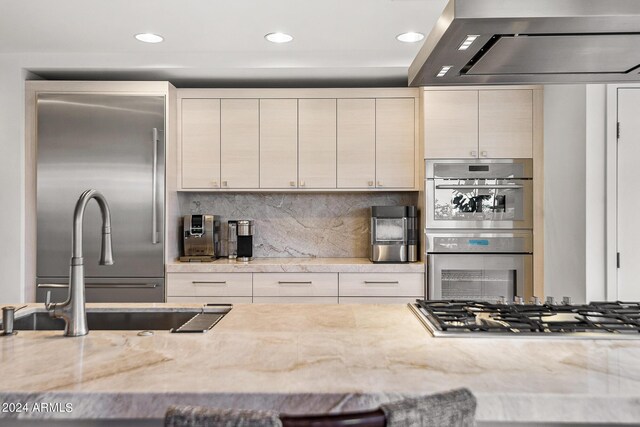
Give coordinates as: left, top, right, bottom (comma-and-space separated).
165, 388, 476, 427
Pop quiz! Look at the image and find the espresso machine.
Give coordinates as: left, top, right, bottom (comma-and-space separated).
228, 220, 255, 262
370, 206, 418, 263
181, 214, 220, 262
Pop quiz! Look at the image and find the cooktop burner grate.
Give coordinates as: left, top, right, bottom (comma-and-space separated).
415, 300, 640, 336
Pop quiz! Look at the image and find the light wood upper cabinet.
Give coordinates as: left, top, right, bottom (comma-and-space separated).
424, 91, 478, 159
260, 99, 298, 189
337, 99, 375, 188
376, 98, 415, 188
220, 99, 259, 189
298, 99, 337, 189
181, 99, 221, 189
479, 90, 533, 158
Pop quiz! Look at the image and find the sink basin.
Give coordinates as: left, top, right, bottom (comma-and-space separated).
8, 306, 231, 332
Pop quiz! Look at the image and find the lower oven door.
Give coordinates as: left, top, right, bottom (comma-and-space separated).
427, 254, 532, 302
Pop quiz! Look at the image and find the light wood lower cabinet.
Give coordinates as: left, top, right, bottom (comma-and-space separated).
167, 296, 253, 304
253, 273, 338, 297
339, 297, 418, 304
167, 273, 252, 297
339, 273, 424, 297
253, 297, 338, 304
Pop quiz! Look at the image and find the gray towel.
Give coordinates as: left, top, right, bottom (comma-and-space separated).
380, 388, 477, 427
165, 406, 283, 427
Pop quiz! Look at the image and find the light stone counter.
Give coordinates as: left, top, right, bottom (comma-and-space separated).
0, 303, 639, 425
166, 257, 425, 273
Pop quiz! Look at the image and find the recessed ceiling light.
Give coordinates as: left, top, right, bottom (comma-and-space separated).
135, 33, 164, 43
265, 32, 293, 43
458, 35, 480, 51
436, 66, 453, 78
396, 32, 425, 43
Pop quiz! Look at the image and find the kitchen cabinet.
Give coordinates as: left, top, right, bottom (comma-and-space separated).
166, 273, 253, 297
337, 99, 376, 188
253, 273, 338, 297
376, 98, 416, 188
253, 297, 338, 304
167, 296, 253, 303
424, 89, 533, 159
181, 98, 221, 189
338, 273, 424, 297
220, 99, 259, 188
260, 99, 298, 189
339, 297, 419, 304
298, 99, 337, 189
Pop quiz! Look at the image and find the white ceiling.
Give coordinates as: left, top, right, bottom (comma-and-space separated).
0, 0, 448, 86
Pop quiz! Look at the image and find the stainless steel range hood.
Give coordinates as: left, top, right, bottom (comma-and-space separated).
409, 0, 640, 86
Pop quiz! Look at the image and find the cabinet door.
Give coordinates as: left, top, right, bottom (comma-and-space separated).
220, 99, 259, 188
298, 99, 337, 189
260, 99, 298, 189
181, 99, 221, 189
424, 91, 478, 159
479, 90, 533, 158
337, 99, 376, 188
376, 98, 416, 188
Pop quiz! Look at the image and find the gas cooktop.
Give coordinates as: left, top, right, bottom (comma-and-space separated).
409, 300, 640, 339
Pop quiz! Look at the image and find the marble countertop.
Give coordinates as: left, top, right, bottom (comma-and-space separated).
0, 303, 639, 424
166, 257, 425, 273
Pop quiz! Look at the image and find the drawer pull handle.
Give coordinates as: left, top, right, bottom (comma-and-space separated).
278, 281, 313, 285
192, 281, 227, 285
364, 281, 400, 285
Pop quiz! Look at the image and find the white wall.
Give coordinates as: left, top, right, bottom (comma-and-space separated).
543, 84, 607, 303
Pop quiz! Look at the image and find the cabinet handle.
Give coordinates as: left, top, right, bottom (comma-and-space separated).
470, 150, 477, 157
222, 181, 228, 187
368, 180, 374, 187
299, 180, 306, 187
364, 281, 399, 285
377, 180, 383, 187
212, 180, 218, 188
278, 281, 312, 285
192, 281, 227, 285
290, 181, 296, 187
481, 151, 488, 157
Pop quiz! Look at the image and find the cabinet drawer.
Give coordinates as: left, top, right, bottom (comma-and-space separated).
167, 273, 252, 297
339, 273, 424, 297
253, 273, 338, 297
339, 297, 418, 304
253, 296, 337, 304
167, 296, 252, 304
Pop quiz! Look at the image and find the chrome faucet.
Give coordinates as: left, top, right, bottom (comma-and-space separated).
46, 189, 114, 337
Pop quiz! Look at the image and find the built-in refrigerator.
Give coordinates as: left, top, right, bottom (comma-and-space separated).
35, 93, 165, 302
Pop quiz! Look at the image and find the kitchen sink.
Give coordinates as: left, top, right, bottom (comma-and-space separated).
7, 306, 231, 332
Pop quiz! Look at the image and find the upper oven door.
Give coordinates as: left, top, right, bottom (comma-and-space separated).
425, 159, 533, 230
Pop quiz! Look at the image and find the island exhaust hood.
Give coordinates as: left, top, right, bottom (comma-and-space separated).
409, 0, 640, 86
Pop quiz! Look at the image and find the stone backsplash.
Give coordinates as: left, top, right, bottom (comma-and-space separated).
178, 192, 418, 258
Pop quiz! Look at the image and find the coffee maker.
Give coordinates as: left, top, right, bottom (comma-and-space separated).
181, 214, 220, 262
228, 220, 255, 262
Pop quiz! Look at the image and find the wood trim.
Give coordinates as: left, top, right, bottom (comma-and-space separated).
177, 87, 419, 99
422, 85, 542, 92
532, 88, 544, 299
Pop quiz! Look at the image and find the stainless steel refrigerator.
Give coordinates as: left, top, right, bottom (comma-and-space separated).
36, 93, 165, 302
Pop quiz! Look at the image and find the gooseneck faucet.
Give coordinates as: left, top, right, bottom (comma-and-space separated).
46, 189, 114, 337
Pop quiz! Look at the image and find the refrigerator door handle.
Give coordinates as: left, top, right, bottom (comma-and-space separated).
38, 283, 159, 289
152, 128, 160, 245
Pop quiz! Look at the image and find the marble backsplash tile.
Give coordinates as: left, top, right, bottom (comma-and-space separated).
179, 192, 418, 258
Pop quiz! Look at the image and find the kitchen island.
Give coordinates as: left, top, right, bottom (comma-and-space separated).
0, 303, 638, 426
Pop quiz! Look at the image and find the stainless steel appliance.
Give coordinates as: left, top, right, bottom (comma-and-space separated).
425, 159, 533, 301
36, 93, 166, 303
426, 231, 532, 302
409, 300, 640, 340
236, 220, 254, 262
408, 0, 640, 86
181, 214, 220, 261
227, 221, 238, 259
425, 159, 532, 230
370, 206, 418, 263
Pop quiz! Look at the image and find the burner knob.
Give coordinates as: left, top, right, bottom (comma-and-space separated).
562, 296, 572, 305
531, 296, 542, 305
546, 296, 555, 305
514, 296, 524, 305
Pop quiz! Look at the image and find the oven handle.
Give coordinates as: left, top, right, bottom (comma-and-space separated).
435, 184, 523, 190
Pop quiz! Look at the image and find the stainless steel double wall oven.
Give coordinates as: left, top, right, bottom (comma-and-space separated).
425, 159, 533, 301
